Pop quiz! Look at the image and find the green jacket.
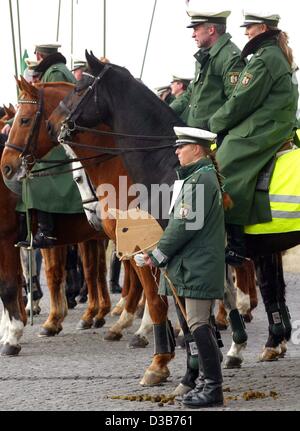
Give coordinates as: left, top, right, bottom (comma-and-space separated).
18, 59, 79, 214
41, 62, 76, 84
209, 34, 299, 225
170, 33, 246, 128
17, 145, 84, 214
150, 158, 225, 300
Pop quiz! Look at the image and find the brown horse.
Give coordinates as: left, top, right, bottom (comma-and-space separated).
1, 78, 174, 386
0, 145, 111, 353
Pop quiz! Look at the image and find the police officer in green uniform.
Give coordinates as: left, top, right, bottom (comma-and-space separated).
155, 85, 175, 105
170, 75, 192, 99
18, 43, 80, 248
170, 9, 246, 132
71, 59, 87, 81
209, 12, 299, 265
140, 126, 225, 408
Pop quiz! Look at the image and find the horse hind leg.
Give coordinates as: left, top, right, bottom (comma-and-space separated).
39, 247, 68, 337
104, 262, 142, 341
223, 266, 248, 369
93, 239, 111, 328
128, 299, 151, 348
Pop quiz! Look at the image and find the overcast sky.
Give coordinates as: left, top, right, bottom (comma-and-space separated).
0, 0, 299, 105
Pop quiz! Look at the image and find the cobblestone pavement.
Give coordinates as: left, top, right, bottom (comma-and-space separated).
0, 270, 299, 412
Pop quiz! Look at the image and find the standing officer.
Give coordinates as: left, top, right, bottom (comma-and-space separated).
140, 126, 225, 408
209, 12, 299, 265
170, 9, 246, 130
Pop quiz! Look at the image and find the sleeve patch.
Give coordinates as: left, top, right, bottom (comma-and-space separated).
241, 72, 253, 87
228, 72, 240, 85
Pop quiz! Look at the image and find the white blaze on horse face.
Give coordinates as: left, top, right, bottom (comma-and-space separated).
0, 310, 24, 346
64, 143, 102, 231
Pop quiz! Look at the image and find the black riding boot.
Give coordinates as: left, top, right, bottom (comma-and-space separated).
225, 223, 246, 267
182, 324, 223, 408
32, 210, 57, 249
15, 212, 29, 247
109, 250, 122, 293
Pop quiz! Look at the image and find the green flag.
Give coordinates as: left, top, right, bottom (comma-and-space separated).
20, 49, 28, 75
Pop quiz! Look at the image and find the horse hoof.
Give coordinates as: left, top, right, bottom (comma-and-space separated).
278, 341, 287, 358
259, 347, 280, 362
224, 355, 242, 369
38, 326, 62, 337
216, 322, 228, 331
170, 383, 193, 397
110, 306, 123, 316
128, 334, 149, 349
93, 318, 106, 328
139, 367, 170, 386
104, 331, 123, 341
242, 313, 253, 323
175, 335, 185, 349
78, 295, 87, 304
0, 343, 21, 356
76, 320, 92, 330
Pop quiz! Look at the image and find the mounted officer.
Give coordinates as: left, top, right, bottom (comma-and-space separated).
71, 59, 87, 81
17, 43, 82, 249
170, 74, 193, 99
170, 9, 246, 132
209, 12, 299, 265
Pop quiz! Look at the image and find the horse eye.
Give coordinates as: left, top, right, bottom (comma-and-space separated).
20, 118, 30, 126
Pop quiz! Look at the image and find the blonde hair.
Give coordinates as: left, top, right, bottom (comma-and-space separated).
269, 26, 294, 66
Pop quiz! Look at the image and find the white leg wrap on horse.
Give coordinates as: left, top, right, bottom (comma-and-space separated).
135, 301, 153, 336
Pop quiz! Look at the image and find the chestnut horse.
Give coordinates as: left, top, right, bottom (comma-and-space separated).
1, 78, 174, 386
46, 53, 293, 363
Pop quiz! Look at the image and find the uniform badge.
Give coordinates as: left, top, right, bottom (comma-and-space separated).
242, 73, 253, 87
179, 205, 189, 219
229, 72, 240, 85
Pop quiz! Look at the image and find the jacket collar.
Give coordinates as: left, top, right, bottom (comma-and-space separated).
35, 52, 67, 76
194, 33, 232, 65
241, 29, 281, 59
176, 157, 212, 179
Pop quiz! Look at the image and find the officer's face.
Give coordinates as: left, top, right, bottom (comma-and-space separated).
245, 23, 267, 40
192, 24, 214, 48
175, 144, 202, 166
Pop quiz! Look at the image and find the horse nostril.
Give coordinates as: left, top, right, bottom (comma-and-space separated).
2, 165, 13, 179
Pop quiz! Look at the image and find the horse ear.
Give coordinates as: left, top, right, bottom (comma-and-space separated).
19, 75, 39, 99
86, 50, 102, 72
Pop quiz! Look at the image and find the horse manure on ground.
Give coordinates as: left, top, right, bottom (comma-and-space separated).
110, 394, 176, 405
242, 390, 278, 401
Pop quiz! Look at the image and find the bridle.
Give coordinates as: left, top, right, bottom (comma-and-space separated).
58, 64, 112, 142
5, 89, 44, 164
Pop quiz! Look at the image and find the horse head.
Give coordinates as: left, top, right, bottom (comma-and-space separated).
1, 78, 73, 194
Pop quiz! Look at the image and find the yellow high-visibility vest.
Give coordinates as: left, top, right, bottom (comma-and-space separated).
245, 148, 300, 234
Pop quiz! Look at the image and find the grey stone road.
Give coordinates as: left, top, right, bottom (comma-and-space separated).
0, 270, 300, 413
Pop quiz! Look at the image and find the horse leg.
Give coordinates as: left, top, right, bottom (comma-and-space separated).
223, 266, 248, 369
104, 262, 143, 340
76, 240, 101, 329
93, 239, 111, 328
128, 299, 152, 348
276, 253, 291, 357
135, 292, 146, 319
20, 248, 43, 316
215, 301, 229, 330
0, 239, 26, 356
39, 246, 68, 337
254, 253, 286, 361
110, 260, 130, 316
235, 260, 257, 321
244, 260, 258, 322
135, 266, 175, 387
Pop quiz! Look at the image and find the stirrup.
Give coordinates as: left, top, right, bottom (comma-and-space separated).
32, 232, 57, 249
225, 250, 247, 267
